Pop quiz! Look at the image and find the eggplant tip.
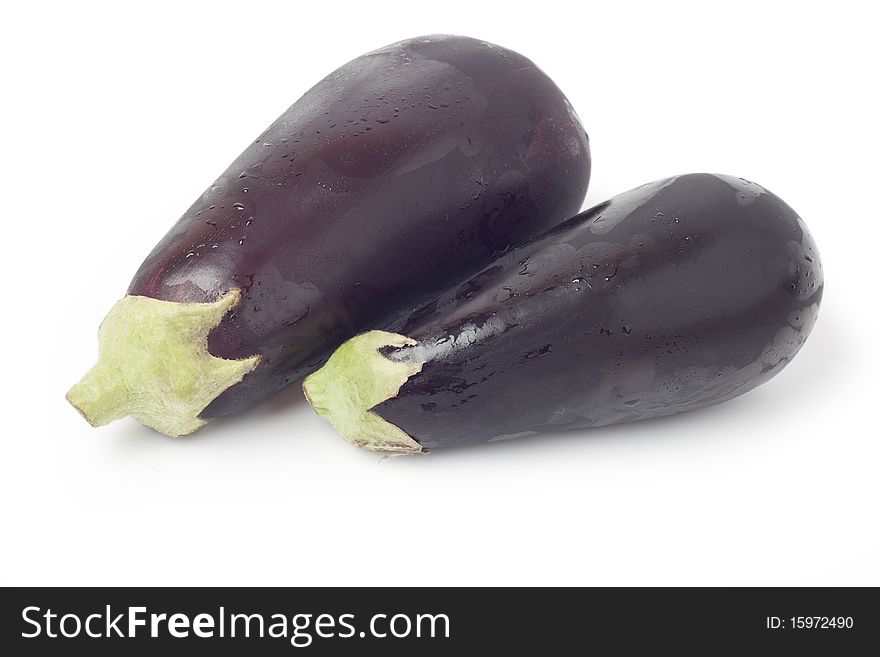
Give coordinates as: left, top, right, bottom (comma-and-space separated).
65, 389, 99, 427
67, 290, 259, 437
303, 330, 425, 454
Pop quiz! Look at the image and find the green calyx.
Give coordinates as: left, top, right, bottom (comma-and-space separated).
303, 330, 424, 454
67, 289, 260, 437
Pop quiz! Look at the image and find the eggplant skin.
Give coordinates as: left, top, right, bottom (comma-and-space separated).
127, 35, 590, 419
374, 174, 823, 449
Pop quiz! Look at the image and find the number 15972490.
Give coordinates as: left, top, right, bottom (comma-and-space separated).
766, 617, 854, 630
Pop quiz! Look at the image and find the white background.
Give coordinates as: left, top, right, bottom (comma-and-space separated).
2, 0, 878, 586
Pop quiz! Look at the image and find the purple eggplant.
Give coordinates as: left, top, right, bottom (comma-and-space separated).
303, 174, 823, 452
67, 35, 591, 436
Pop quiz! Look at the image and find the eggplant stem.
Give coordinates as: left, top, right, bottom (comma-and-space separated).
67, 290, 260, 437
303, 331, 424, 454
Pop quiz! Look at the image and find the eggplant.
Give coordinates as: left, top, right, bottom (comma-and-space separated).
304, 174, 823, 452
67, 35, 591, 436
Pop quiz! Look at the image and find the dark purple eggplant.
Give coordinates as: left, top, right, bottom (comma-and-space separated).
303, 174, 823, 453
67, 35, 591, 436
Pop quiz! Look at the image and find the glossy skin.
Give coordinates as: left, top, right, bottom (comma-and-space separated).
377, 174, 823, 448
127, 35, 590, 418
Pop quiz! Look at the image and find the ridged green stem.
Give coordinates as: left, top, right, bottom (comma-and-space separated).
303, 331, 424, 454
